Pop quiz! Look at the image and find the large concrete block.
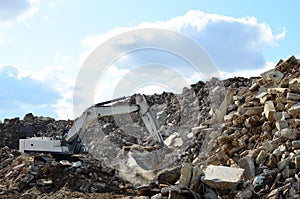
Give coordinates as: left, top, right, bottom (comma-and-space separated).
201, 165, 244, 189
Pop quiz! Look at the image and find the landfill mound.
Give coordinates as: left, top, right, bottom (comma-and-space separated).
0, 56, 299, 198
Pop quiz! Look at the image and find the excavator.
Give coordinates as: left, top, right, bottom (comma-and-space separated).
19, 94, 166, 154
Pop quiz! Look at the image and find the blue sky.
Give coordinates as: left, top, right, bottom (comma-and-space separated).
0, 0, 299, 120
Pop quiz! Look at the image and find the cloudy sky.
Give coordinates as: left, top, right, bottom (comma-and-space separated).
0, 0, 299, 120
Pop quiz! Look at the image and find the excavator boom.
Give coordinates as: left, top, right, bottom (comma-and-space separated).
19, 94, 165, 154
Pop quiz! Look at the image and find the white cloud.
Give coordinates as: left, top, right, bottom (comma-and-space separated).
0, 0, 40, 27
0, 65, 60, 120
27, 65, 75, 119
72, 10, 286, 118
0, 33, 13, 43
0, 64, 75, 120
1, 10, 285, 120
81, 10, 285, 72
53, 52, 72, 63
48, 0, 64, 8
43, 15, 57, 25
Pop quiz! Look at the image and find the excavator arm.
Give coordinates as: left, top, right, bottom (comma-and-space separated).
65, 103, 140, 143
19, 94, 165, 154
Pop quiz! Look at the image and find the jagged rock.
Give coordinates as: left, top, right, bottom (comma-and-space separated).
280, 128, 297, 140
277, 158, 290, 171
19, 174, 35, 190
286, 93, 300, 101
36, 179, 53, 192
249, 83, 259, 92
178, 163, 192, 188
238, 156, 255, 181
236, 189, 253, 199
295, 156, 300, 169
256, 150, 268, 165
267, 183, 291, 199
288, 102, 300, 117
164, 132, 183, 147
289, 78, 300, 93
275, 120, 288, 130
282, 167, 296, 179
266, 154, 277, 169
23, 113, 35, 121
157, 166, 181, 185
292, 141, 300, 150
189, 164, 203, 192
263, 101, 276, 121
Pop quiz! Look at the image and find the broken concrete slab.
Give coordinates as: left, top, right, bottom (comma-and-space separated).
270, 71, 284, 83
164, 132, 183, 147
249, 83, 259, 92
201, 165, 244, 189
289, 78, 300, 93
267, 88, 288, 95
263, 101, 276, 121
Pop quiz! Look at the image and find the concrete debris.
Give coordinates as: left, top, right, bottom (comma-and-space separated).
201, 165, 244, 189
0, 147, 132, 198
157, 166, 181, 185
0, 113, 71, 149
238, 156, 255, 181
178, 163, 193, 188
1, 55, 300, 198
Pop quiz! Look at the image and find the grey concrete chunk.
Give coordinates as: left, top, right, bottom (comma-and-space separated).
178, 163, 192, 188
238, 156, 255, 181
287, 93, 300, 101
292, 141, 300, 150
256, 150, 268, 165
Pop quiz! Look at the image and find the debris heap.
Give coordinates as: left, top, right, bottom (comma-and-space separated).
136, 56, 300, 199
0, 56, 299, 198
0, 113, 71, 149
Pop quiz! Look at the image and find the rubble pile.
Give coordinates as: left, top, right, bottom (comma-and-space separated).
197, 56, 300, 198
0, 56, 299, 198
134, 56, 300, 199
0, 113, 71, 149
0, 146, 135, 198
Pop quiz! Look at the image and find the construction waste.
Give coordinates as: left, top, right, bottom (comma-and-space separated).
0, 56, 299, 198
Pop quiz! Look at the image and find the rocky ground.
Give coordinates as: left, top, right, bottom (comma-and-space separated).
0, 56, 299, 198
